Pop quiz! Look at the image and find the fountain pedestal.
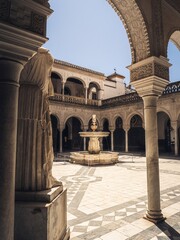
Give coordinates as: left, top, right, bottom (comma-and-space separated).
70, 115, 119, 166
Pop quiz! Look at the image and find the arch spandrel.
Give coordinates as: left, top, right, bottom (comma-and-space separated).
170, 31, 180, 51
107, 0, 150, 63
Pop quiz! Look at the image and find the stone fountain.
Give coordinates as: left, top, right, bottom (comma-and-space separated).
70, 114, 119, 166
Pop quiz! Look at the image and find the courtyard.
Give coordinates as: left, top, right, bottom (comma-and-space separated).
53, 154, 180, 240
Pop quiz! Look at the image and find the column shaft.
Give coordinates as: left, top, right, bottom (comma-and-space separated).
85, 87, 88, 104
125, 129, 129, 152
143, 95, 164, 223
110, 130, 114, 151
59, 128, 63, 153
0, 59, 23, 240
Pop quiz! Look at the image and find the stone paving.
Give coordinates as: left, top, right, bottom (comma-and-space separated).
53, 154, 180, 240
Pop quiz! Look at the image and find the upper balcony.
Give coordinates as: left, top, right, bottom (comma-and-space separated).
49, 81, 180, 107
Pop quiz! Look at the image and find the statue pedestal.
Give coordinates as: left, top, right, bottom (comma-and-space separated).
15, 186, 70, 240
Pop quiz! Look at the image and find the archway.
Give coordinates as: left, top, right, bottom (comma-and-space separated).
114, 117, 125, 151
128, 114, 145, 152
63, 117, 83, 151
65, 78, 85, 97
50, 114, 60, 154
167, 31, 180, 82
157, 112, 172, 154
51, 72, 62, 94
178, 114, 180, 156
102, 118, 111, 150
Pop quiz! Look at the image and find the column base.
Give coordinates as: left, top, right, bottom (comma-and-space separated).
15, 187, 70, 240
143, 210, 166, 224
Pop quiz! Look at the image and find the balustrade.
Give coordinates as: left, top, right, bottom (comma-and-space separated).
49, 81, 180, 107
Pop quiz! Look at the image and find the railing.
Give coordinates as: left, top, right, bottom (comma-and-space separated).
50, 94, 99, 106
102, 92, 142, 106
64, 95, 86, 105
163, 81, 180, 95
87, 98, 99, 106
50, 81, 180, 107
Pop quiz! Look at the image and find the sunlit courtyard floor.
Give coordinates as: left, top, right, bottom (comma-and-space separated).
52, 153, 180, 240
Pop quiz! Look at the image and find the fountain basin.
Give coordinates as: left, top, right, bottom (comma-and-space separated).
70, 151, 119, 166
79, 131, 109, 154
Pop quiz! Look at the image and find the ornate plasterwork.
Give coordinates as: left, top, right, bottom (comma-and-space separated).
128, 56, 171, 82
130, 62, 169, 82
33, 0, 50, 7
170, 30, 180, 51
107, 0, 150, 63
0, 0, 52, 37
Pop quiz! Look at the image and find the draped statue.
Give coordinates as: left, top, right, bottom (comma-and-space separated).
16, 48, 61, 191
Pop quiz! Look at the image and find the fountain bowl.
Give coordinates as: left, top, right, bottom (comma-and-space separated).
70, 151, 119, 166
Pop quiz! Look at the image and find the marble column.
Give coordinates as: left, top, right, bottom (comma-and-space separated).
171, 121, 179, 156
83, 126, 88, 151
59, 127, 63, 153
0, 59, 23, 240
124, 128, 129, 153
85, 87, 88, 104
129, 56, 171, 223
62, 82, 65, 101
143, 95, 165, 222
98, 89, 103, 106
110, 129, 115, 151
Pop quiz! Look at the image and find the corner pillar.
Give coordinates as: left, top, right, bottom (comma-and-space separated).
129, 56, 171, 223
110, 128, 115, 151
124, 126, 130, 153
0, 59, 23, 240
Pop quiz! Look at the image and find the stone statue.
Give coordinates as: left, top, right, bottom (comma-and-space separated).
16, 48, 61, 191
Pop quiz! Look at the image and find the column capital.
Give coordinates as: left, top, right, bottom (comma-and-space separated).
0, 0, 53, 64
132, 76, 169, 98
128, 56, 171, 82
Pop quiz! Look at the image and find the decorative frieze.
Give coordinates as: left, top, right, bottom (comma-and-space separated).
33, 0, 50, 7
31, 12, 46, 36
108, 0, 150, 63
128, 56, 171, 82
130, 63, 153, 82
0, 0, 51, 37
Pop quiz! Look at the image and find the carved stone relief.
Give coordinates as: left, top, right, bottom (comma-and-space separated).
131, 62, 169, 82
108, 0, 151, 63
0, 0, 49, 36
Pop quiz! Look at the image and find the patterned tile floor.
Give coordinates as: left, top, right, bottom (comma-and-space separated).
53, 154, 180, 240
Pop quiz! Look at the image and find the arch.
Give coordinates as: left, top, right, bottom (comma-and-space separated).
65, 77, 86, 98
126, 111, 144, 127
113, 114, 124, 128
114, 116, 125, 151
102, 118, 111, 150
128, 114, 145, 152
100, 117, 110, 129
51, 72, 63, 94
169, 30, 180, 51
66, 76, 86, 88
50, 114, 60, 154
88, 81, 101, 90
62, 116, 84, 151
157, 108, 171, 120
63, 115, 84, 129
107, 0, 150, 63
88, 82, 101, 100
157, 111, 172, 153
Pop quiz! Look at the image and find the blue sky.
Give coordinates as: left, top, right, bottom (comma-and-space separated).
44, 0, 180, 84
